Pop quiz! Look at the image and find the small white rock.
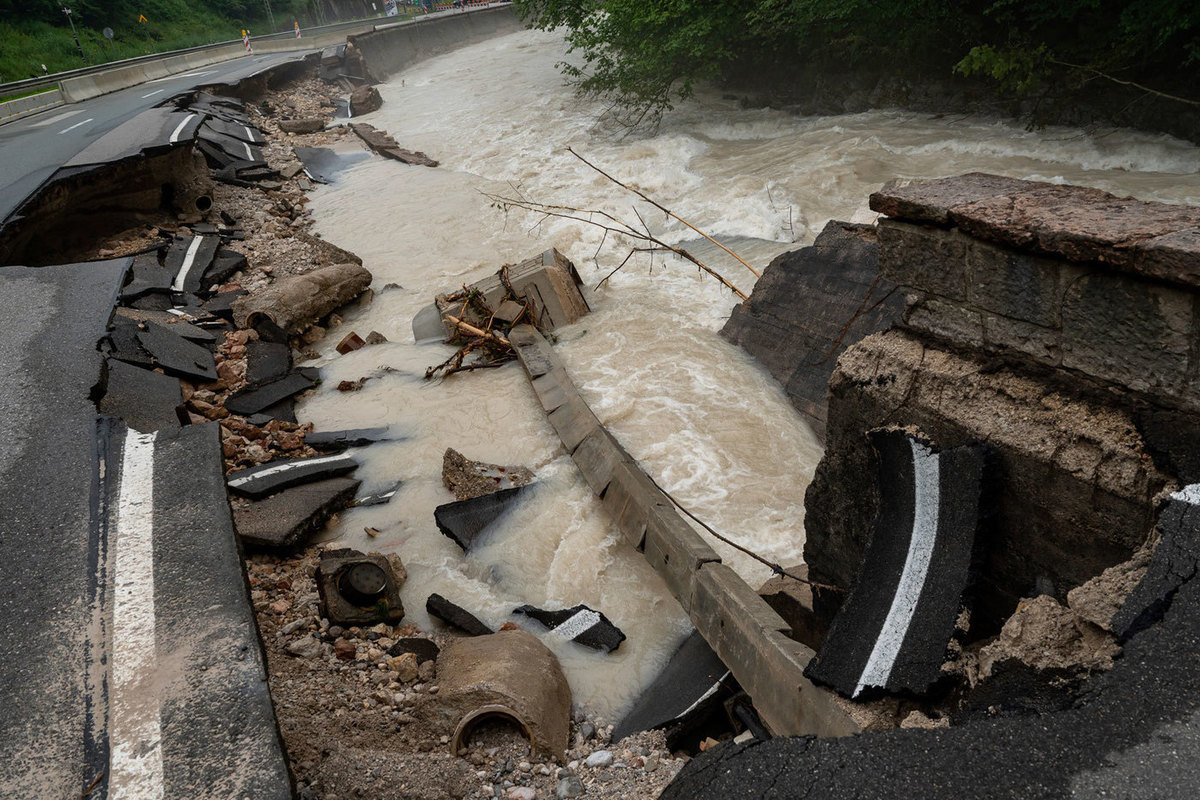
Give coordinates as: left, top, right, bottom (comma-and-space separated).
584, 750, 613, 768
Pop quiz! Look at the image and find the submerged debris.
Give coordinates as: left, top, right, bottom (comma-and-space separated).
513, 604, 627, 653
421, 248, 589, 379
442, 447, 536, 501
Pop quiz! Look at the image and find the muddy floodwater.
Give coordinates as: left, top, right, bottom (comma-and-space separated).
299, 28, 1200, 718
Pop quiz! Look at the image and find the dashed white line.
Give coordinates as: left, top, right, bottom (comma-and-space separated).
142, 89, 165, 98
854, 438, 940, 698
58, 117, 94, 135
109, 429, 165, 800
168, 112, 197, 144
170, 235, 208, 292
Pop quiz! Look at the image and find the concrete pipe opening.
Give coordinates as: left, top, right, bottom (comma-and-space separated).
195, 195, 213, 212
451, 704, 535, 755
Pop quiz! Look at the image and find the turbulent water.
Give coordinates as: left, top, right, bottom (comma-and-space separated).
301, 28, 1200, 718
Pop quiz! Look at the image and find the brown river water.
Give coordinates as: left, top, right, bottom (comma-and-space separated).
299, 28, 1200, 718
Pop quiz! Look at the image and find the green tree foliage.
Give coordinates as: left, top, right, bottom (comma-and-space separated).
514, 0, 1200, 125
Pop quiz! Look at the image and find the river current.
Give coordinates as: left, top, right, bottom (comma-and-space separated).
300, 28, 1200, 718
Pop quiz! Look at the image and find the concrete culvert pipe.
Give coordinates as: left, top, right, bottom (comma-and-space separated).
195, 195, 213, 212
429, 629, 572, 758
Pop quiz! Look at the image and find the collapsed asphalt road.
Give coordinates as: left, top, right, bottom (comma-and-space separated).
0, 49, 313, 226
0, 261, 289, 798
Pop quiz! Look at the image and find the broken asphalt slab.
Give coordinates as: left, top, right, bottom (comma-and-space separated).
135, 318, 219, 382
224, 369, 318, 416
226, 452, 358, 500
235, 476, 361, 549
804, 430, 989, 699
305, 427, 390, 451
98, 358, 183, 432
513, 603, 626, 653
165, 235, 220, 294
426, 593, 493, 637
434, 485, 529, 550
613, 630, 730, 743
293, 146, 372, 184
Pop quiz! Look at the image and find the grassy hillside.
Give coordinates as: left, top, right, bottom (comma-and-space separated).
0, 0, 321, 82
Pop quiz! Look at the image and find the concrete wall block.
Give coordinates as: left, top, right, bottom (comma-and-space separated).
1061, 272, 1193, 397
571, 427, 633, 496
982, 313, 1062, 365
903, 292, 984, 348
878, 219, 969, 300
530, 370, 570, 412
601, 461, 658, 549
690, 563, 792, 643
642, 505, 721, 612
966, 238, 1064, 327
546, 396, 602, 454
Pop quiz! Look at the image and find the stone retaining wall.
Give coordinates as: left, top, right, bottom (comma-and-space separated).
804, 174, 1198, 630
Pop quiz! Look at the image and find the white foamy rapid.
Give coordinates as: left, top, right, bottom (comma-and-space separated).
301, 28, 1200, 717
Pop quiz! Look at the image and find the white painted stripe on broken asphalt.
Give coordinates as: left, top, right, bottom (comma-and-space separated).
109, 429, 165, 800
1171, 483, 1200, 505
170, 235, 208, 292
549, 609, 602, 642
58, 117, 93, 134
854, 438, 940, 698
141, 89, 165, 98
168, 113, 197, 144
226, 453, 352, 488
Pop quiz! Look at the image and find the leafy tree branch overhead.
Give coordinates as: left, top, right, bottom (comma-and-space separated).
513, 0, 1200, 126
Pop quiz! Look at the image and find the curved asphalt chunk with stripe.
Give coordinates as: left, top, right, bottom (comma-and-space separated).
0, 259, 289, 797
804, 429, 988, 699
663, 488, 1200, 799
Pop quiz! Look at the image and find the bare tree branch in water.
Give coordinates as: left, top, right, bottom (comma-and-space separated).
482, 150, 758, 301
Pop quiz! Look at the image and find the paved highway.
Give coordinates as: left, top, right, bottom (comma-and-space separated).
0, 50, 313, 224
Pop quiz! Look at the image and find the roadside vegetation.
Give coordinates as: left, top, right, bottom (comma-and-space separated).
513, 0, 1200, 126
0, 0, 406, 83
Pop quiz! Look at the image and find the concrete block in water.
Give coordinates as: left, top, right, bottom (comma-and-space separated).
600, 460, 657, 549
427, 593, 493, 637
804, 429, 988, 699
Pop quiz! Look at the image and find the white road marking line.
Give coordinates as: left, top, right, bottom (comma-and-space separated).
854, 438, 940, 698
170, 235, 208, 292
243, 125, 257, 144
109, 430, 165, 800
243, 141, 254, 160
674, 671, 731, 722
141, 89, 165, 98
1172, 483, 1200, 505
31, 109, 82, 128
227, 454, 352, 488
549, 609, 602, 641
168, 112, 197, 144
58, 117, 94, 135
